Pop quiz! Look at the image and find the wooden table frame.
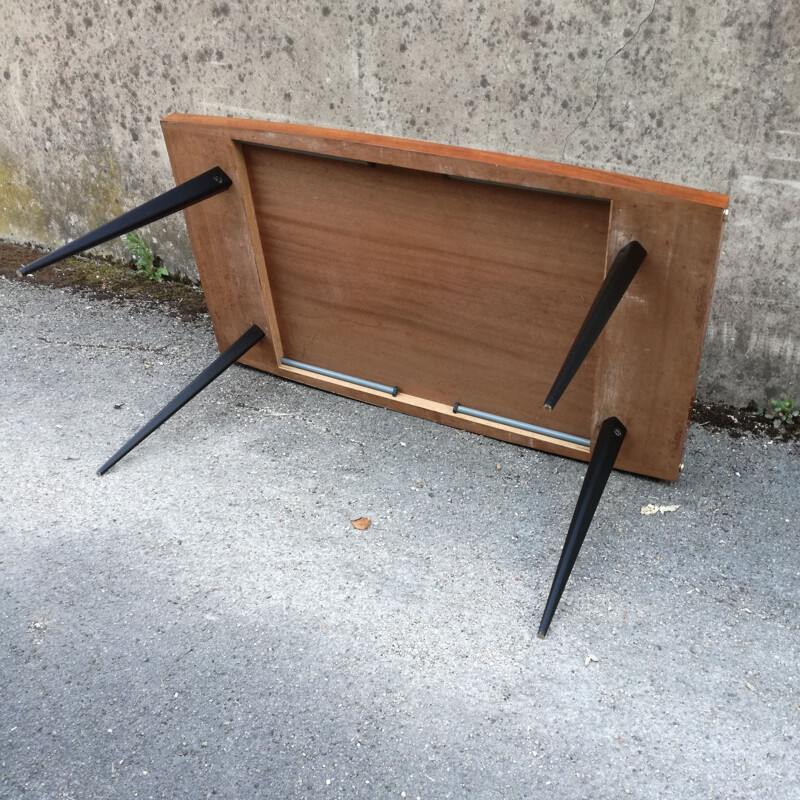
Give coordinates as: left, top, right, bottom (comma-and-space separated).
160, 113, 728, 483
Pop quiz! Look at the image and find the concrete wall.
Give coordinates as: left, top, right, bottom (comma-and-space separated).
1, 0, 798, 406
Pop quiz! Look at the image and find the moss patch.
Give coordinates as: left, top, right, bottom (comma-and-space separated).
82, 149, 124, 231
0, 157, 49, 242
0, 239, 207, 321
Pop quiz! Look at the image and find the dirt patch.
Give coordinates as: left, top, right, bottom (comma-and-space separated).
692, 400, 799, 443
0, 239, 207, 321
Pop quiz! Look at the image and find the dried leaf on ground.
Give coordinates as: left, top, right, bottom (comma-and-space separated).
641, 504, 681, 515
350, 517, 371, 530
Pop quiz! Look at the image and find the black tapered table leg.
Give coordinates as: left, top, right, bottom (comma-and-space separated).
18, 167, 232, 276
97, 324, 265, 475
538, 416, 627, 638
544, 241, 646, 410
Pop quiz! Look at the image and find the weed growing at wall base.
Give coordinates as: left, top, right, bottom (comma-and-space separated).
754, 397, 799, 429
121, 231, 168, 282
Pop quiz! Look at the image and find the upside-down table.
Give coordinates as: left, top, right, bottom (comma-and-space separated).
20, 114, 728, 635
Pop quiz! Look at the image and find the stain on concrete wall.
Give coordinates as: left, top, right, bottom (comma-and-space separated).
1, 0, 797, 405
0, 156, 49, 242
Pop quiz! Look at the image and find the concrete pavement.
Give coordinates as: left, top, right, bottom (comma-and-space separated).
1, 276, 798, 799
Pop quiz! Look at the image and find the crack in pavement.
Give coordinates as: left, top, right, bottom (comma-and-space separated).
34, 335, 171, 354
